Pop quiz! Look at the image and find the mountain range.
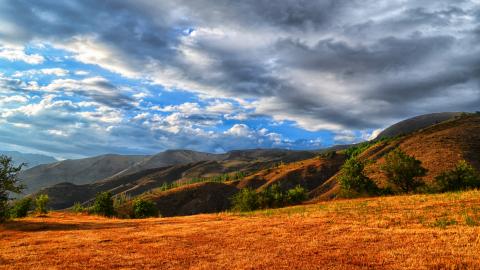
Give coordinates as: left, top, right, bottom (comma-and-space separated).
17, 112, 478, 216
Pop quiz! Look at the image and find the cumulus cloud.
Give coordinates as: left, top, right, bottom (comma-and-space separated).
0, 44, 44, 64
0, 0, 479, 157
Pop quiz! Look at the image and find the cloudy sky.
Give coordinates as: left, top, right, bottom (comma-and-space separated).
0, 0, 479, 159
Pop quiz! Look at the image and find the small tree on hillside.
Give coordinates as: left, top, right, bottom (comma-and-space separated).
231, 188, 259, 212
10, 197, 33, 218
381, 149, 427, 193
92, 192, 115, 217
35, 194, 49, 214
338, 158, 378, 195
435, 160, 480, 192
0, 155, 25, 222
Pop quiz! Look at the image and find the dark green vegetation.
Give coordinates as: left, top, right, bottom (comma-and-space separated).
381, 149, 427, 193
132, 199, 158, 218
91, 192, 115, 217
35, 194, 50, 214
435, 160, 480, 192
338, 158, 379, 196
10, 197, 32, 218
0, 155, 25, 222
232, 184, 307, 212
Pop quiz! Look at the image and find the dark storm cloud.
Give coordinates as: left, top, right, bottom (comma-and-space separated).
1, 0, 479, 131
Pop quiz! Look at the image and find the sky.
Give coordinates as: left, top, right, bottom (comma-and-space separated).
0, 0, 479, 159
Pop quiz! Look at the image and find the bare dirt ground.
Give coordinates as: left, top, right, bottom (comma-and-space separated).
2, 190, 480, 269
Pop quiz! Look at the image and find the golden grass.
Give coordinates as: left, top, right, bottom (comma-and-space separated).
2, 191, 480, 269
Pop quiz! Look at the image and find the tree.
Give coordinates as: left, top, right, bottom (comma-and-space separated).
381, 149, 427, 193
132, 198, 158, 218
92, 192, 115, 217
0, 155, 25, 222
231, 188, 259, 212
435, 160, 480, 192
338, 158, 378, 195
35, 194, 49, 214
286, 185, 308, 204
10, 197, 32, 218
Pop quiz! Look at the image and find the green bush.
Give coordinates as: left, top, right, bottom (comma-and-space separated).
381, 149, 427, 193
71, 202, 85, 213
435, 160, 480, 192
10, 197, 32, 218
35, 194, 49, 214
231, 188, 259, 212
92, 192, 115, 217
258, 184, 285, 208
132, 199, 158, 218
286, 185, 308, 204
0, 155, 25, 222
232, 185, 308, 212
338, 158, 379, 195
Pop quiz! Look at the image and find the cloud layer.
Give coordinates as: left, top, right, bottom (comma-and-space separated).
0, 0, 478, 157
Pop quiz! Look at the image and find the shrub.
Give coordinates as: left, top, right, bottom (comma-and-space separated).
381, 149, 427, 193
132, 198, 158, 218
435, 160, 480, 192
286, 185, 308, 204
35, 194, 49, 214
231, 188, 259, 212
0, 155, 25, 222
339, 158, 379, 195
10, 197, 32, 218
71, 202, 85, 213
92, 192, 115, 217
258, 184, 285, 208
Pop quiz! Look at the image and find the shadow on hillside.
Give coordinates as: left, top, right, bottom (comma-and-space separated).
0, 220, 145, 232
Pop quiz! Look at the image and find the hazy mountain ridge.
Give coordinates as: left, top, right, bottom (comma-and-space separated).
0, 151, 57, 168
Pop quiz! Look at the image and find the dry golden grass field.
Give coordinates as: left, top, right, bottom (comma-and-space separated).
2, 191, 480, 269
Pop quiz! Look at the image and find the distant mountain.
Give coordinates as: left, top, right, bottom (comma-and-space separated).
375, 112, 462, 139
110, 149, 224, 178
19, 154, 147, 194
0, 151, 57, 168
35, 149, 316, 209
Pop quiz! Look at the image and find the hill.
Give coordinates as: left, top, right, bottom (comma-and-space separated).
0, 151, 57, 168
375, 112, 461, 139
2, 190, 480, 269
310, 113, 480, 200
38, 149, 316, 209
18, 154, 147, 194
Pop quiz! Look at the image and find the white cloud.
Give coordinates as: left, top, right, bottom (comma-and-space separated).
13, 68, 69, 77
0, 45, 44, 64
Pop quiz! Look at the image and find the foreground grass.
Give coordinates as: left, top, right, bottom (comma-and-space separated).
2, 191, 480, 269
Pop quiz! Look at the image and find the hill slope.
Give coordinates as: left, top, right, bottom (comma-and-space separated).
311, 114, 480, 200
19, 154, 147, 194
39, 149, 316, 209
375, 112, 461, 139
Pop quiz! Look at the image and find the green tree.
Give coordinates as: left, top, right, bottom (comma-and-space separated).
381, 149, 427, 193
231, 188, 259, 212
35, 194, 49, 214
286, 185, 308, 204
435, 160, 480, 192
10, 197, 32, 218
0, 155, 25, 222
258, 184, 285, 208
92, 192, 115, 217
132, 198, 158, 218
339, 158, 378, 195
